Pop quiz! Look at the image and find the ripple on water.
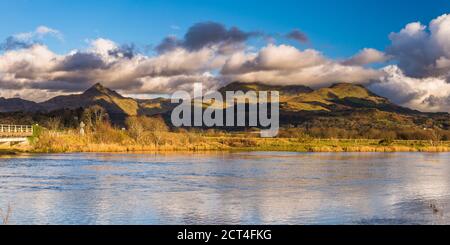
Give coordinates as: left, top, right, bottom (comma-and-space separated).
1, 152, 450, 224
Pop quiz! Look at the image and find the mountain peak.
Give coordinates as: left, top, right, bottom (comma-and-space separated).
92, 82, 105, 89
83, 83, 122, 98
85, 83, 106, 93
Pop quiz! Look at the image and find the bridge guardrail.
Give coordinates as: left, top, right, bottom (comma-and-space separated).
0, 124, 34, 137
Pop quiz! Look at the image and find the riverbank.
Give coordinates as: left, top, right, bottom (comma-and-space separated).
3, 122, 450, 154
4, 135, 450, 154
0, 148, 21, 155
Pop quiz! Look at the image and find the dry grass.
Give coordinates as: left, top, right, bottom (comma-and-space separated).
31, 127, 228, 153
0, 204, 12, 225
26, 127, 450, 153
2, 120, 448, 153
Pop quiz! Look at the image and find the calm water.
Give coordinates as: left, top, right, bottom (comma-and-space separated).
1, 152, 450, 225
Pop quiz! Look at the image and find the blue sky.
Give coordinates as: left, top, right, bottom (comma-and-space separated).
1, 0, 449, 58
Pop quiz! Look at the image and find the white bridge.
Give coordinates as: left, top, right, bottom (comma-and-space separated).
0, 124, 33, 144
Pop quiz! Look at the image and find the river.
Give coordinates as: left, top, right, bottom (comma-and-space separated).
1, 152, 449, 224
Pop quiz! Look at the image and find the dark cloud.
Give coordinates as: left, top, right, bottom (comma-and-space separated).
28, 80, 92, 92
423, 95, 447, 107
0, 80, 26, 90
0, 36, 33, 51
155, 36, 181, 54
56, 52, 106, 71
369, 83, 423, 105
285, 29, 308, 43
108, 44, 136, 59
183, 22, 261, 50
155, 21, 263, 53
5, 60, 41, 80
155, 23, 310, 54
386, 28, 435, 78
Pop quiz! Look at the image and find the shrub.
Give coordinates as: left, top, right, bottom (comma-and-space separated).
379, 139, 393, 146
45, 117, 62, 131
92, 122, 129, 144
125, 117, 145, 142
125, 116, 170, 145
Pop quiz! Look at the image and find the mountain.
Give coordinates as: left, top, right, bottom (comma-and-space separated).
212, 82, 450, 135
138, 97, 175, 116
40, 83, 139, 116
0, 97, 43, 113
218, 82, 418, 113
1, 82, 449, 136
279, 83, 418, 113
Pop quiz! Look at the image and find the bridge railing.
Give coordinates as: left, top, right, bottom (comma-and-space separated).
0, 124, 34, 137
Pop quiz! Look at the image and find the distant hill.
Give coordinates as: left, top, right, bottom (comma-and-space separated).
0, 97, 43, 113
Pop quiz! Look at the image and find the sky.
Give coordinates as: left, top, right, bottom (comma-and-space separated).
1, 0, 448, 56
1, 0, 450, 112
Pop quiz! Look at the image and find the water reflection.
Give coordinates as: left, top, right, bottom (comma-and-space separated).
1, 152, 450, 224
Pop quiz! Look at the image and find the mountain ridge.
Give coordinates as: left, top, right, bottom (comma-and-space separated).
1, 82, 449, 134
0, 81, 447, 116
0, 97, 43, 113
36, 83, 139, 116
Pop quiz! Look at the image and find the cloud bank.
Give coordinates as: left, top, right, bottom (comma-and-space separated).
1, 15, 450, 113
375, 13, 450, 112
0, 22, 379, 102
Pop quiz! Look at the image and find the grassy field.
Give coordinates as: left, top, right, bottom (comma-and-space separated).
2, 118, 450, 154
2, 132, 449, 154
228, 137, 450, 152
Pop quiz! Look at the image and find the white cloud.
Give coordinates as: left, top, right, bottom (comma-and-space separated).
342, 48, 390, 66
387, 14, 450, 78
0, 40, 387, 101
0, 38, 227, 101
14, 25, 63, 42
88, 38, 117, 56
369, 65, 450, 112
252, 45, 325, 70
221, 44, 381, 87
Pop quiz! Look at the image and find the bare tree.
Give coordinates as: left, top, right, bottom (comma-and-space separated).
150, 131, 164, 147
125, 117, 145, 143
125, 116, 169, 146
82, 105, 109, 131
140, 115, 169, 132
46, 117, 62, 131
